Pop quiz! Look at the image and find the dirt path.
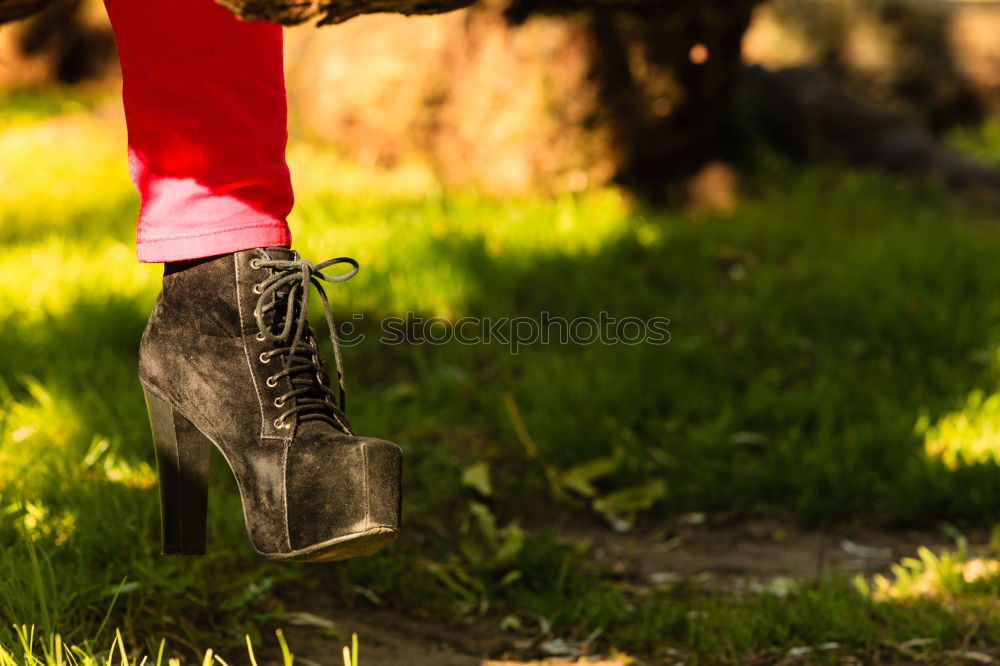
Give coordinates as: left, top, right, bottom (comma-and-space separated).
262, 518, 957, 665
271, 602, 625, 666
559, 516, 945, 591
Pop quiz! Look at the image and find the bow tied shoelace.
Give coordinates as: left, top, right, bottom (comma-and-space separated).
251, 254, 359, 433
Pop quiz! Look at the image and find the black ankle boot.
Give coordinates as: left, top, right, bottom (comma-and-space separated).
139, 247, 402, 561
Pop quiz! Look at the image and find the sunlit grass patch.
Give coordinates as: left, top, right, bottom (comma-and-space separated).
0, 373, 154, 500
860, 542, 1000, 603
291, 186, 636, 318
0, 239, 156, 321
0, 110, 129, 232
0, 626, 306, 666
921, 387, 1000, 469
0, 88, 114, 132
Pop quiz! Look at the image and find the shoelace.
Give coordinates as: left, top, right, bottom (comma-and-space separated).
251, 253, 359, 433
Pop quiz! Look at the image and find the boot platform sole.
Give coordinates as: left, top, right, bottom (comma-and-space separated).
264, 526, 397, 562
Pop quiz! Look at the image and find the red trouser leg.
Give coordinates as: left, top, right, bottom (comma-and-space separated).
104, 0, 293, 262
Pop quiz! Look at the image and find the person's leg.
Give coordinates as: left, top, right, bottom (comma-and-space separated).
104, 0, 402, 562
104, 0, 293, 262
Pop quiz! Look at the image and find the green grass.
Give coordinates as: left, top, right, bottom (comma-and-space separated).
6, 90, 1000, 663
0, 626, 306, 666
0, 88, 111, 132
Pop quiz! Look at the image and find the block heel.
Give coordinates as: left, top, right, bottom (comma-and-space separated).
143, 388, 212, 555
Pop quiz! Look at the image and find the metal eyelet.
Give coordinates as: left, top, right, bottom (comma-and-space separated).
255, 332, 266, 342
273, 417, 284, 428
259, 352, 270, 364
252, 283, 264, 294
274, 398, 285, 408
250, 259, 262, 269
266, 376, 278, 387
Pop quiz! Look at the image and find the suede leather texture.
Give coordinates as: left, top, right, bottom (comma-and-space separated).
139, 248, 402, 556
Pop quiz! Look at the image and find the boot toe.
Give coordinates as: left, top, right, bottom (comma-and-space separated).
281, 432, 402, 559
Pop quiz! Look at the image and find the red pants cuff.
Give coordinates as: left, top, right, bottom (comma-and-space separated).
137, 222, 292, 262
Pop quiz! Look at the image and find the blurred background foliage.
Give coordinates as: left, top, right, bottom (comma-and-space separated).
6, 0, 1000, 663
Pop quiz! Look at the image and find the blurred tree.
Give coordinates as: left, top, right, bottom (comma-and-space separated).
8, 0, 995, 201
217, 0, 760, 198
280, 0, 760, 199
0, 0, 49, 23
576, 3, 759, 196
2, 0, 116, 84
763, 0, 983, 131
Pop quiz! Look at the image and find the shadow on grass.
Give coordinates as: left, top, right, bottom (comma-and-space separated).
4, 193, 1000, 528
342, 214, 1000, 526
